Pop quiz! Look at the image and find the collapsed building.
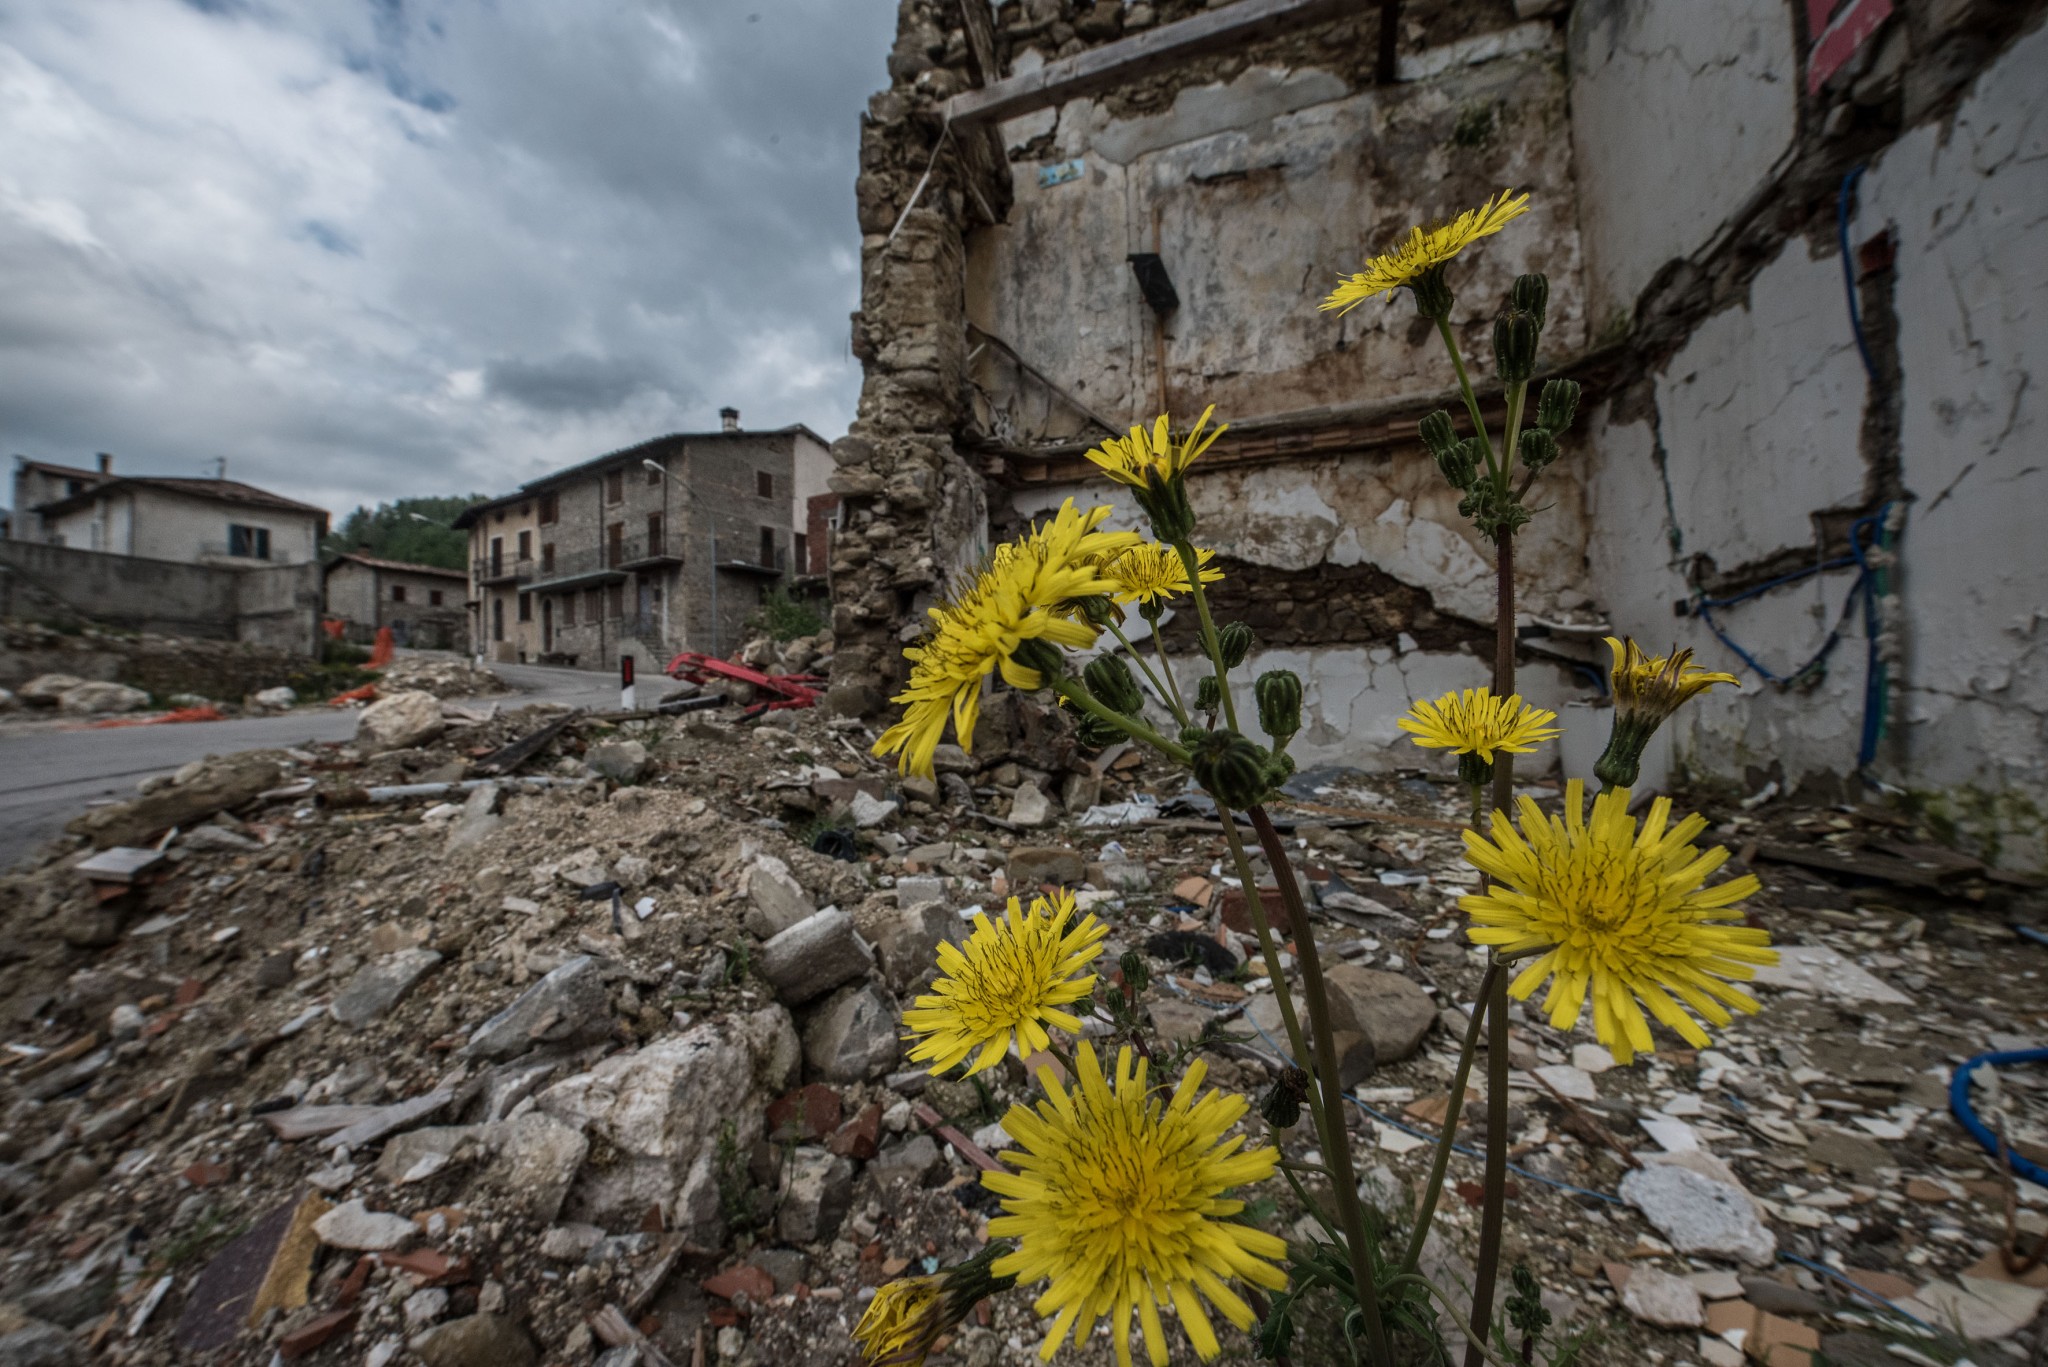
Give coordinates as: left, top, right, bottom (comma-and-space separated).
824, 0, 2048, 867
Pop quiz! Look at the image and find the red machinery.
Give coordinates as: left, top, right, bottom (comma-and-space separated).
664, 652, 826, 716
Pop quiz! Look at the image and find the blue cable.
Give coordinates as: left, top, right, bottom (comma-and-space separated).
2019, 926, 2048, 949
1948, 1048, 2048, 1188
1838, 166, 1880, 385
1778, 1254, 1940, 1335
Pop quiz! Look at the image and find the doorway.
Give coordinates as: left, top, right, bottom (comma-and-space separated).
541, 596, 554, 652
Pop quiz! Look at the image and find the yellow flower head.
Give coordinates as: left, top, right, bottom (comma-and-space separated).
1105, 542, 1223, 606
1606, 636, 1740, 725
1397, 686, 1561, 763
1319, 189, 1532, 315
902, 888, 1108, 1076
872, 500, 1140, 778
1461, 780, 1778, 1065
854, 1275, 947, 1366
983, 1044, 1286, 1367
1085, 405, 1227, 490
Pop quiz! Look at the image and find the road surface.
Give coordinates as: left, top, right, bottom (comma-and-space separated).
0, 660, 624, 872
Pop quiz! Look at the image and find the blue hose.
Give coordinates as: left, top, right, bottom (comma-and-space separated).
1948, 1048, 2048, 1188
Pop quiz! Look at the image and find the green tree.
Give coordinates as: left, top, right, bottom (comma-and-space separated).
321, 495, 481, 570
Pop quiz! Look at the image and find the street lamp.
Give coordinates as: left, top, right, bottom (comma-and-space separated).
641, 459, 715, 655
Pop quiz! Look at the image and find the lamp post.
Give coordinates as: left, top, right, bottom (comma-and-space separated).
642, 459, 694, 655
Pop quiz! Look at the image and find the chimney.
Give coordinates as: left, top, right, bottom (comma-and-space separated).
719, 407, 740, 433
96, 453, 112, 475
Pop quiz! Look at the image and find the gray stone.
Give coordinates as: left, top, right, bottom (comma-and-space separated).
444, 783, 503, 852
178, 825, 261, 853
492, 1111, 587, 1224
612, 854, 652, 888
584, 740, 650, 785
930, 744, 974, 773
1093, 859, 1150, 892
847, 790, 899, 828
356, 690, 446, 753
894, 875, 948, 908
1619, 1266, 1704, 1328
405, 1288, 450, 1328
1322, 965, 1436, 1064
735, 1004, 802, 1095
473, 1057, 562, 1124
743, 856, 814, 939
313, 1199, 418, 1252
1008, 782, 1052, 827
776, 1148, 854, 1245
410, 1313, 537, 1367
750, 1248, 810, 1293
874, 901, 960, 993
538, 1224, 605, 1261
16, 1244, 118, 1328
674, 1151, 725, 1247
251, 685, 298, 711
756, 908, 874, 1006
802, 982, 902, 1083
16, 674, 86, 705
0, 1316, 80, 1367
462, 956, 613, 1062
1147, 999, 1214, 1047
867, 1135, 945, 1189
1738, 1275, 1828, 1317
375, 1126, 486, 1185
1618, 1164, 1776, 1267
1007, 846, 1085, 889
57, 681, 150, 715
330, 948, 442, 1030
1807, 1127, 1895, 1180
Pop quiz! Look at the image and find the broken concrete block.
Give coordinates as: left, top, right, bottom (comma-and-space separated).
462, 956, 612, 1062
776, 1148, 854, 1245
742, 855, 814, 939
313, 1200, 417, 1252
874, 901, 959, 993
1006, 846, 1084, 889
330, 948, 443, 1030
583, 740, 649, 784
802, 981, 902, 1083
356, 690, 446, 753
756, 908, 873, 1005
1322, 965, 1436, 1064
1619, 1164, 1777, 1266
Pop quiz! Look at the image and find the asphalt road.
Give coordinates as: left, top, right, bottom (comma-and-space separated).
0, 660, 624, 872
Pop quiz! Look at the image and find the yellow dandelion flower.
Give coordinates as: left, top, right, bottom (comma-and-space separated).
1319, 189, 1532, 315
984, 1044, 1286, 1367
1606, 636, 1740, 721
903, 889, 1108, 1076
1461, 780, 1778, 1065
1084, 405, 1227, 490
1105, 542, 1223, 606
873, 500, 1140, 778
1397, 686, 1561, 762
854, 1276, 947, 1366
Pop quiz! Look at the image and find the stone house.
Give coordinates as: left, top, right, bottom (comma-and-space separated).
457, 415, 832, 670
322, 552, 471, 652
12, 454, 327, 568
831, 0, 2048, 864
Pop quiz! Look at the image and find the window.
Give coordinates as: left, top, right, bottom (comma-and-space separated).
492, 598, 505, 642
607, 522, 624, 567
518, 594, 532, 623
584, 588, 602, 620
759, 526, 775, 567
562, 593, 577, 627
538, 492, 559, 525
793, 532, 808, 573
519, 502, 531, 517
756, 470, 773, 499
646, 461, 663, 486
392, 584, 408, 603
429, 589, 444, 607
64, 479, 83, 498
541, 543, 556, 573
228, 524, 271, 559
605, 469, 624, 504
646, 512, 663, 551
607, 583, 625, 618
488, 536, 504, 575
517, 530, 532, 560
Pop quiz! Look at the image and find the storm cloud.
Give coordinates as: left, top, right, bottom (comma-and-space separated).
0, 0, 890, 516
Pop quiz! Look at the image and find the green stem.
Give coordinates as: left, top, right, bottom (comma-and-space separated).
1216, 817, 1326, 1142
1275, 1143, 1346, 1248
1400, 963, 1496, 1276
1172, 540, 1241, 734
1138, 603, 1192, 722
1462, 963, 1512, 1367
1435, 316, 1499, 485
1499, 380, 1528, 499
1420, 1276, 1521, 1367
1105, 619, 1184, 726
1248, 806, 1394, 1367
1049, 677, 1190, 767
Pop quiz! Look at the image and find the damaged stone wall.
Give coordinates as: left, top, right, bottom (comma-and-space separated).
1574, 0, 2048, 865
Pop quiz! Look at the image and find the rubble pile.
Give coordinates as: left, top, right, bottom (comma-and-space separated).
0, 690, 2043, 1365
371, 658, 510, 701
0, 623, 307, 707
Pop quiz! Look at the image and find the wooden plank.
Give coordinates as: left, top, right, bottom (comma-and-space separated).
1753, 841, 1951, 890
944, 0, 1353, 126
471, 712, 575, 776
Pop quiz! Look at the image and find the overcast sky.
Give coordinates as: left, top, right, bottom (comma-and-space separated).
0, 0, 892, 518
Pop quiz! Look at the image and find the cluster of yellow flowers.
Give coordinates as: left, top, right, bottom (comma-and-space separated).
855, 190, 1778, 1367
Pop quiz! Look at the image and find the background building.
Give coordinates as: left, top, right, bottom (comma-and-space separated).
11, 454, 326, 568
322, 552, 471, 651
457, 415, 831, 670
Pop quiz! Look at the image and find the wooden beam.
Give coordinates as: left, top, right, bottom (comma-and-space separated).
954, 0, 1015, 226
944, 0, 1354, 127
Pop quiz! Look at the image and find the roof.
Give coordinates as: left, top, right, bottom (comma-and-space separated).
14, 457, 110, 483
323, 552, 469, 580
35, 476, 329, 520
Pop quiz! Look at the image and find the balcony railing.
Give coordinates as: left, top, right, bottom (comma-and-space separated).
473, 555, 533, 586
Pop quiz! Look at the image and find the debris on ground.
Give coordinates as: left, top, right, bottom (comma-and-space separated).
0, 675, 2043, 1366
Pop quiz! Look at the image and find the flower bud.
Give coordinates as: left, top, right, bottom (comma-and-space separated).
1136, 468, 1196, 543
1260, 1067, 1311, 1129
1196, 674, 1221, 714
1263, 747, 1297, 790
1078, 714, 1127, 748
1255, 669, 1303, 745
1007, 639, 1065, 686
1418, 410, 1459, 460
1188, 729, 1273, 809
1518, 427, 1558, 472
1436, 437, 1480, 492
1178, 722, 1210, 749
1083, 654, 1145, 716
1509, 273, 1549, 331
1457, 751, 1495, 790
1073, 594, 1121, 627
1493, 307, 1539, 386
1409, 264, 1454, 321
1536, 377, 1580, 435
1217, 622, 1256, 671
1119, 949, 1150, 996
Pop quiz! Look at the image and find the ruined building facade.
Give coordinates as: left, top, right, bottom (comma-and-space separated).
828, 0, 2048, 866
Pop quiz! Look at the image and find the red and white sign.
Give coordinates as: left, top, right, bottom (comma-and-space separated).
1808, 0, 1893, 94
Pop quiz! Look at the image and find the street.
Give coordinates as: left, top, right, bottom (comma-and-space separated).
0, 660, 624, 872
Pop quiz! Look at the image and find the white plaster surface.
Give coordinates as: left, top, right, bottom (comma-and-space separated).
1569, 0, 1798, 327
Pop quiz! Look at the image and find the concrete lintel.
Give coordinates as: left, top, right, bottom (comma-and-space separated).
943, 0, 1353, 127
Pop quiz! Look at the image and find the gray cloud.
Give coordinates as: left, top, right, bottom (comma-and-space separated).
0, 0, 888, 517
